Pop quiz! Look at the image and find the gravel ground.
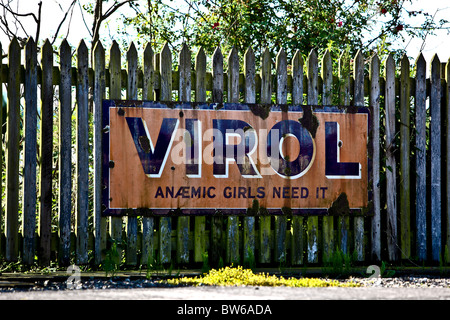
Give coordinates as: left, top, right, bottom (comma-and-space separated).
1, 275, 450, 292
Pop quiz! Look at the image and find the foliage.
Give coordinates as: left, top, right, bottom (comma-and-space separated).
117, 0, 449, 64
164, 265, 360, 287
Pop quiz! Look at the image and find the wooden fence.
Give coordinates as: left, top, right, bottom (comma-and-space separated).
0, 37, 449, 268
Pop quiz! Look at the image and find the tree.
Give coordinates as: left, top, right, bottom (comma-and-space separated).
119, 0, 449, 64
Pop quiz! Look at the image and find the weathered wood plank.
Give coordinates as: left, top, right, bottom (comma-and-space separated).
195, 47, 207, 103
193, 46, 207, 264
415, 53, 427, 261
446, 58, 450, 261
76, 40, 89, 264
243, 46, 256, 266
291, 50, 303, 105
141, 43, 155, 266
210, 46, 224, 267
226, 46, 240, 265
291, 50, 304, 265
177, 43, 191, 264
430, 54, 442, 262
337, 51, 350, 255
353, 50, 365, 262
93, 41, 107, 266
306, 49, 319, 264
22, 38, 38, 265
399, 55, 411, 259
259, 47, 272, 264
227, 46, 239, 103
370, 53, 381, 262
384, 53, 398, 261
212, 46, 223, 104
38, 40, 54, 266
126, 42, 138, 266
159, 43, 172, 264
260, 48, 272, 104
108, 41, 123, 256
321, 49, 334, 262
143, 43, 154, 101
244, 47, 256, 104
275, 48, 287, 264
179, 43, 191, 102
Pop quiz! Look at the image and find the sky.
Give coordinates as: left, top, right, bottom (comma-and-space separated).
1, 0, 450, 65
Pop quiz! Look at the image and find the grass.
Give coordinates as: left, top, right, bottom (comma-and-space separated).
163, 265, 359, 287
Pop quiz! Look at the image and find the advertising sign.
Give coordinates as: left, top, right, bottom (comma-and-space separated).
102, 101, 370, 216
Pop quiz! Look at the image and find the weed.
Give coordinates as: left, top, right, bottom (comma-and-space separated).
164, 266, 359, 287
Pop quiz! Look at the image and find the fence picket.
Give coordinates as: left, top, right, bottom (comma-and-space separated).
109, 41, 124, 257
126, 42, 139, 266
243, 46, 256, 266
159, 43, 172, 265
384, 53, 398, 261
446, 59, 450, 259
93, 41, 107, 266
370, 53, 381, 261
400, 55, 411, 259
306, 49, 319, 264
177, 43, 191, 264
353, 50, 365, 262
76, 40, 89, 264
415, 53, 427, 261
337, 52, 351, 256
275, 48, 287, 264
226, 46, 240, 265
38, 40, 54, 266
259, 47, 272, 264
194, 47, 207, 264
430, 54, 442, 262
210, 47, 224, 267
141, 43, 155, 266
5, 38, 21, 262
22, 38, 38, 265
321, 49, 334, 263
291, 50, 304, 265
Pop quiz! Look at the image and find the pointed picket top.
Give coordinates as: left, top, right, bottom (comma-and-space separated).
161, 42, 171, 59
196, 46, 206, 66
61, 38, 71, 53
9, 36, 20, 51
307, 49, 318, 66
212, 46, 223, 104
42, 38, 53, 54
160, 42, 172, 101
415, 52, 426, 73
244, 46, 254, 62
321, 49, 333, 105
110, 40, 120, 56
25, 36, 35, 48
227, 46, 239, 103
213, 46, 223, 61
244, 46, 256, 104
127, 41, 138, 60
77, 39, 88, 54
430, 53, 441, 82
228, 45, 239, 65
370, 53, 380, 69
179, 43, 191, 102
143, 42, 154, 60
384, 52, 395, 75
276, 47, 287, 105
195, 47, 207, 102
291, 49, 303, 105
260, 47, 272, 104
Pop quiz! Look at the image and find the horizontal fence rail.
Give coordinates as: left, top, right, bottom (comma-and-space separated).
0, 37, 449, 268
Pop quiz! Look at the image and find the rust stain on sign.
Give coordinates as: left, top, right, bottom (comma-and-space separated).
102, 101, 370, 216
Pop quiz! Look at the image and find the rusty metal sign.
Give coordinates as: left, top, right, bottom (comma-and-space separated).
102, 100, 371, 216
